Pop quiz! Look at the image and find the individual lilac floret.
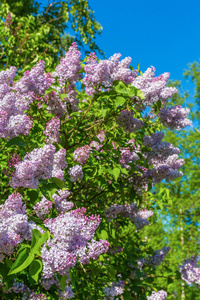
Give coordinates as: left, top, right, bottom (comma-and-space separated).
15, 60, 52, 95
103, 280, 125, 300
118, 110, 144, 133
43, 117, 60, 144
132, 66, 177, 106
147, 290, 167, 300
179, 256, 200, 285
68, 165, 83, 182
33, 196, 52, 220
159, 105, 192, 130
52, 189, 74, 213
73, 145, 91, 164
41, 208, 109, 289
133, 209, 154, 230
52, 42, 82, 86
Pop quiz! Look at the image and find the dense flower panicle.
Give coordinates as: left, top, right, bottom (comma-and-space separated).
52, 148, 67, 180
0, 66, 16, 85
52, 42, 82, 86
148, 247, 170, 267
133, 209, 154, 230
159, 105, 192, 130
68, 165, 83, 182
83, 52, 137, 95
103, 280, 125, 300
147, 290, 167, 300
41, 208, 108, 288
143, 132, 184, 183
179, 257, 200, 285
15, 60, 52, 95
11, 145, 67, 188
43, 117, 60, 143
118, 110, 144, 133
3, 114, 33, 139
52, 189, 73, 213
119, 146, 139, 168
132, 66, 177, 106
33, 196, 53, 220
0, 193, 42, 258
73, 145, 91, 164
43, 90, 67, 117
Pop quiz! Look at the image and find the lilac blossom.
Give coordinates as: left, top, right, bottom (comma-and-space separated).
43, 117, 60, 144
58, 285, 74, 299
159, 105, 192, 130
132, 66, 177, 106
73, 145, 91, 164
147, 290, 167, 300
103, 280, 125, 300
68, 165, 83, 182
52, 189, 74, 213
33, 196, 53, 220
41, 208, 109, 288
118, 110, 144, 133
179, 256, 200, 285
15, 60, 52, 95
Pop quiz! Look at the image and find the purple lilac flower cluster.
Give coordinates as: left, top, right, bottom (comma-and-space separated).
143, 132, 184, 183
15, 60, 52, 95
103, 280, 125, 300
118, 110, 144, 133
131, 66, 177, 107
0, 66, 33, 139
68, 165, 84, 182
41, 207, 109, 289
83, 52, 137, 95
0, 193, 43, 261
137, 247, 170, 270
43, 117, 60, 144
52, 189, 74, 213
179, 256, 200, 285
11, 145, 67, 189
159, 105, 192, 130
33, 196, 53, 220
104, 203, 153, 230
147, 290, 167, 300
7, 279, 48, 299
119, 140, 140, 168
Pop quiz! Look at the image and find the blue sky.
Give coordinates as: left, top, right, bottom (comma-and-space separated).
41, 0, 200, 109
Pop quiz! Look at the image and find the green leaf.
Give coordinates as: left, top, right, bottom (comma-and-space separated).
31, 229, 42, 250
8, 249, 32, 275
114, 96, 126, 107
29, 259, 43, 282
113, 80, 129, 95
7, 137, 26, 146
50, 177, 67, 189
112, 167, 120, 182
136, 89, 145, 100
59, 275, 68, 291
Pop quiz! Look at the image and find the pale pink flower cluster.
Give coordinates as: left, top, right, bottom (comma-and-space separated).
52, 189, 74, 213
73, 145, 91, 164
68, 165, 83, 182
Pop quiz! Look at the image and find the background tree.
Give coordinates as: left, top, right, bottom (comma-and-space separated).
0, 0, 103, 74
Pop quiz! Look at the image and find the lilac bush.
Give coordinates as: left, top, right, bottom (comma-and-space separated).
0, 42, 194, 299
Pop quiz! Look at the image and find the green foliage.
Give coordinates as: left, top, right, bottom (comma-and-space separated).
0, 0, 103, 74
